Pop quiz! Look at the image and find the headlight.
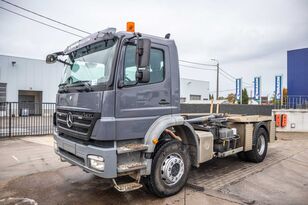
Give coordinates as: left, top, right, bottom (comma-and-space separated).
88, 155, 105, 171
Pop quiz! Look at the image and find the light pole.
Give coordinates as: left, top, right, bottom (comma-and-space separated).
211, 59, 219, 100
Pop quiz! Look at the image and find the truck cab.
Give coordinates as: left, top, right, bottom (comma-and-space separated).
48, 26, 274, 197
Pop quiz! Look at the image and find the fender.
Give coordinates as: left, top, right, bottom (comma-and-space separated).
254, 121, 270, 141
143, 114, 200, 174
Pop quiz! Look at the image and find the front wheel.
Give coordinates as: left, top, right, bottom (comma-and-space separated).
143, 140, 191, 197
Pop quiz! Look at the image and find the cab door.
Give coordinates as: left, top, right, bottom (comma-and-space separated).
115, 43, 172, 140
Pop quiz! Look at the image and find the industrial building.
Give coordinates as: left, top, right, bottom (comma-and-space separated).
180, 78, 210, 103
287, 47, 308, 96
0, 55, 62, 116
0, 55, 63, 103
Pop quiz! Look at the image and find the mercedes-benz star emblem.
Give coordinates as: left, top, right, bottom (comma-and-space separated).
66, 112, 73, 128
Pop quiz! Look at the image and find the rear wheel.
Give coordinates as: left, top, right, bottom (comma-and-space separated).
143, 140, 190, 197
237, 127, 268, 163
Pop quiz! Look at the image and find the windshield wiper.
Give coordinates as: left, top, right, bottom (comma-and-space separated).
70, 80, 93, 92
70, 80, 91, 86
58, 82, 68, 87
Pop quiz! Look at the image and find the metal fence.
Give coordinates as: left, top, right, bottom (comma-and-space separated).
274, 96, 308, 109
0, 102, 55, 137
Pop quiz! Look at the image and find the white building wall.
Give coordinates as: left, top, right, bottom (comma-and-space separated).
0, 55, 63, 102
180, 78, 210, 102
272, 109, 308, 132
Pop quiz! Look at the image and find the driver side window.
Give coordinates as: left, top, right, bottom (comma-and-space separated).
123, 45, 164, 86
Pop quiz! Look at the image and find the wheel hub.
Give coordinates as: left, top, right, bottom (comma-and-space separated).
161, 153, 184, 186
257, 134, 266, 155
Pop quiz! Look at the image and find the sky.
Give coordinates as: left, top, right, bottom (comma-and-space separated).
0, 0, 308, 97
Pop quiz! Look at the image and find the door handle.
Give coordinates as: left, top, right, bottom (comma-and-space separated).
159, 99, 170, 105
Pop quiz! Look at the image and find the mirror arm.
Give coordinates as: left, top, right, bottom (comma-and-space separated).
125, 32, 142, 42
118, 79, 138, 88
57, 59, 72, 66
135, 33, 140, 66
50, 51, 72, 66
54, 51, 64, 56
118, 80, 124, 88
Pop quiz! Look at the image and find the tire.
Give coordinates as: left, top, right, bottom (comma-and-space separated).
143, 140, 191, 197
237, 152, 248, 161
245, 127, 268, 163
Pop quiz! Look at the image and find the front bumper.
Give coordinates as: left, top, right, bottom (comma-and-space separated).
54, 132, 117, 178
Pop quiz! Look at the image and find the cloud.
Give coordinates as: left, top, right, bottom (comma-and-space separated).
0, 0, 307, 96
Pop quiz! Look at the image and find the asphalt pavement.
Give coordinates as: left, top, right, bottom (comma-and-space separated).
0, 134, 308, 205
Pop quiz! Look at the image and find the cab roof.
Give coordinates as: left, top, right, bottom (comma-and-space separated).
64, 28, 175, 54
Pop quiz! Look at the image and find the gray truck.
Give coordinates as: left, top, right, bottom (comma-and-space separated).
47, 27, 275, 197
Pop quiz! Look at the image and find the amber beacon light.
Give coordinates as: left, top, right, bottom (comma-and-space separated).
126, 22, 135, 32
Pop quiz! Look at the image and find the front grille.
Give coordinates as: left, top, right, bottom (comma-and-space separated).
56, 109, 100, 140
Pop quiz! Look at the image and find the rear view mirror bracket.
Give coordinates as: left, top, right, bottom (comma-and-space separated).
46, 51, 72, 66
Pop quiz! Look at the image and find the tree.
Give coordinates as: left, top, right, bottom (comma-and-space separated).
283, 88, 288, 96
242, 88, 249, 104
227, 93, 236, 103
282, 88, 288, 105
270, 93, 277, 105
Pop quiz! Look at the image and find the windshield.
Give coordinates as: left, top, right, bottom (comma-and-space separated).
60, 38, 118, 86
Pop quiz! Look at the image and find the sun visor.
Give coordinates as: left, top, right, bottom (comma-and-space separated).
64, 28, 117, 54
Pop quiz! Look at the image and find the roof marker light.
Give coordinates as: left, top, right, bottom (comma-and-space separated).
126, 22, 135, 32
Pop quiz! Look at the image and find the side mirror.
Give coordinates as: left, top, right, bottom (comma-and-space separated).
135, 38, 151, 68
46, 53, 58, 64
135, 38, 151, 83
135, 67, 150, 83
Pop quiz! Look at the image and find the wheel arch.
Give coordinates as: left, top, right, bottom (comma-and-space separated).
172, 122, 199, 167
254, 122, 270, 141
144, 115, 199, 168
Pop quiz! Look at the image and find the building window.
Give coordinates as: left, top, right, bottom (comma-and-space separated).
0, 83, 6, 111
190, 94, 201, 101
0, 83, 6, 102
180, 97, 186, 103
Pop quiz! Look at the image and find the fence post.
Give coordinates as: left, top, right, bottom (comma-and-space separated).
8, 102, 11, 137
